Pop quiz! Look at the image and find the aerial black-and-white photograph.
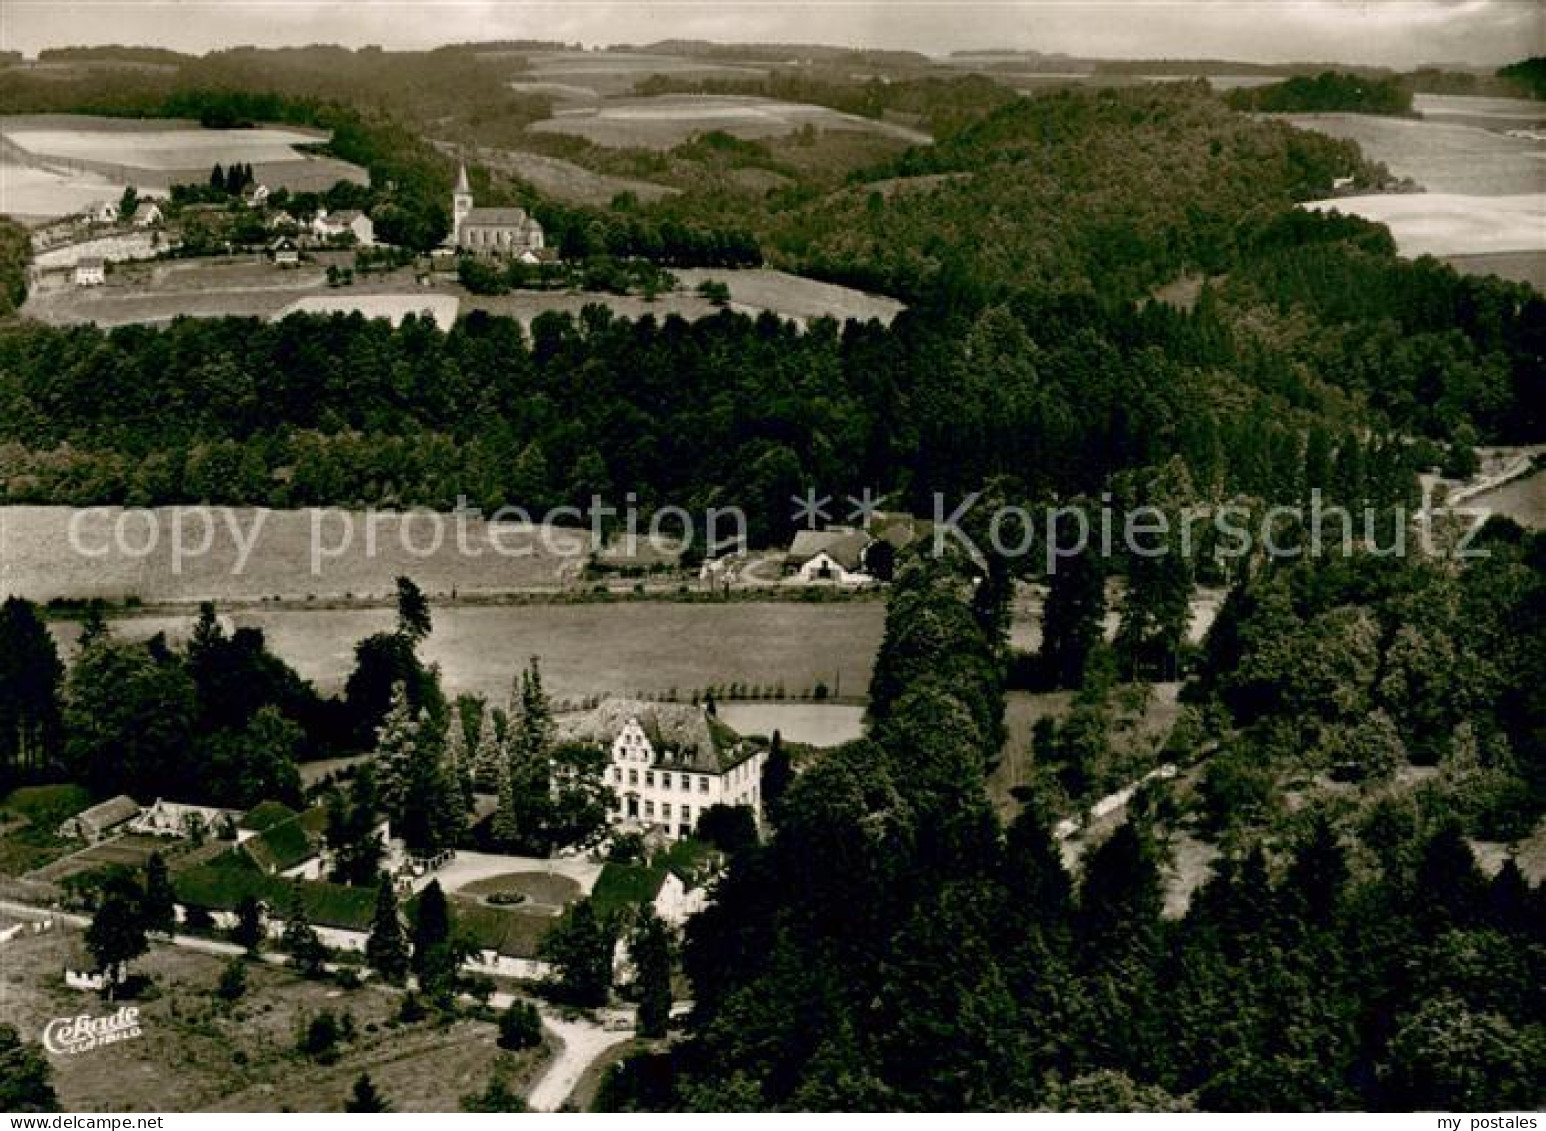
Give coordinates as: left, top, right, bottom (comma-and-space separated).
0, 0, 1542, 1116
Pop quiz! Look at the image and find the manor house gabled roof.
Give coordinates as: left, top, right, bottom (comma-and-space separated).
558, 698, 758, 775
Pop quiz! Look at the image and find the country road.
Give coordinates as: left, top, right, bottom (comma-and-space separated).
489, 992, 636, 1112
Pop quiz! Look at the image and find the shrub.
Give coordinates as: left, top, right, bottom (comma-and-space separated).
215, 959, 247, 1002
497, 1000, 543, 1051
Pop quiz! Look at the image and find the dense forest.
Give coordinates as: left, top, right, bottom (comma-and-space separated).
596, 534, 1546, 1111
1226, 71, 1414, 116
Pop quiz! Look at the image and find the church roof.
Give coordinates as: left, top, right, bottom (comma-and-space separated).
461, 206, 537, 228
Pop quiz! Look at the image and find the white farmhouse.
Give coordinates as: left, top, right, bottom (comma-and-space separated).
72, 257, 106, 287
786, 526, 873, 585
560, 698, 766, 840
311, 208, 375, 246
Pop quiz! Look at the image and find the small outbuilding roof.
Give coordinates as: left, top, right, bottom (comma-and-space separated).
788, 526, 870, 572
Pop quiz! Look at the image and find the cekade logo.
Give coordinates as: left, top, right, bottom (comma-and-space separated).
42, 1007, 144, 1055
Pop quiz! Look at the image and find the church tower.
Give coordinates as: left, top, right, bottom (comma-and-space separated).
452, 164, 474, 244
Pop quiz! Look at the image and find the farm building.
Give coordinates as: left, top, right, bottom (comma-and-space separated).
72, 257, 106, 287
131, 201, 163, 227
57, 795, 139, 842
237, 801, 392, 880
172, 865, 378, 951
786, 526, 874, 585
269, 235, 300, 266
450, 164, 544, 259
130, 799, 241, 840
561, 698, 766, 840
311, 208, 374, 246
458, 903, 555, 982
84, 200, 118, 224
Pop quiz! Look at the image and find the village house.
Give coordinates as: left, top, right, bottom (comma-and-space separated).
269, 235, 300, 266
170, 867, 378, 953
560, 698, 767, 840
245, 183, 270, 207
84, 200, 118, 225
235, 801, 392, 881
310, 208, 375, 246
460, 908, 554, 982
57, 795, 138, 842
131, 201, 163, 227
130, 798, 241, 840
450, 164, 544, 260
786, 526, 874, 585
72, 257, 106, 287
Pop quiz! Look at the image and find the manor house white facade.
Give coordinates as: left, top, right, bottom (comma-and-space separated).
560, 699, 766, 840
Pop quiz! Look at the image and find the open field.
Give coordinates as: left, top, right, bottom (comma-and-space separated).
1303, 192, 1546, 259
21, 256, 904, 329
0, 926, 539, 1112
0, 114, 366, 193
0, 785, 91, 876
530, 94, 930, 150
674, 267, 904, 325
275, 293, 461, 330
1, 506, 592, 605
43, 599, 887, 703
1413, 93, 1546, 132
715, 702, 865, 746
1443, 250, 1546, 291
0, 160, 133, 224
1282, 113, 1546, 196
516, 49, 772, 100
444, 142, 678, 206
1468, 468, 1546, 529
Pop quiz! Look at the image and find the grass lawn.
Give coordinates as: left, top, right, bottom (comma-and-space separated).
461, 872, 582, 908
0, 924, 545, 1112
0, 784, 93, 875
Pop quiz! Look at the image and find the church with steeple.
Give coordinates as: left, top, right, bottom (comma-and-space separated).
450, 164, 545, 260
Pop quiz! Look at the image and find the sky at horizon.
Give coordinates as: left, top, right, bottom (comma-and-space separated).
2, 1, 1542, 70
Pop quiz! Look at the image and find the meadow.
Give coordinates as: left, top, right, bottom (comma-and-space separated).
529, 94, 930, 150
0, 161, 131, 225
274, 293, 461, 330
1303, 192, 1546, 258
1282, 111, 1546, 195
0, 114, 366, 195
1, 505, 590, 604
43, 599, 887, 704
516, 49, 772, 100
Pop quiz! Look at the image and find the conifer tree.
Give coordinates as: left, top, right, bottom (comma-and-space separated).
345, 1073, 390, 1113
141, 852, 176, 937
471, 705, 502, 792
491, 739, 521, 849
631, 909, 674, 1038
282, 884, 327, 977
366, 875, 410, 985
443, 708, 471, 807
373, 681, 418, 821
